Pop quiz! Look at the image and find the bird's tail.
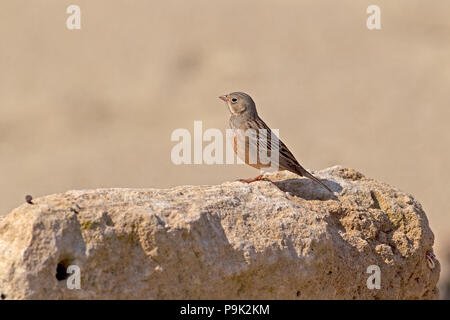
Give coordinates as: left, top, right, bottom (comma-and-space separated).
297, 166, 334, 194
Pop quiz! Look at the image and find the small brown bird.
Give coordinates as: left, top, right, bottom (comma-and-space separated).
219, 92, 333, 194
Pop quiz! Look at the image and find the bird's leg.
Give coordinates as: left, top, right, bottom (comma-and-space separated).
238, 174, 269, 183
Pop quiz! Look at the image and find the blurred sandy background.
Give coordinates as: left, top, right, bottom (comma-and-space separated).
1, 0, 449, 297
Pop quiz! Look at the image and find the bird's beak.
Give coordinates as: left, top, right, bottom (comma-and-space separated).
219, 95, 228, 102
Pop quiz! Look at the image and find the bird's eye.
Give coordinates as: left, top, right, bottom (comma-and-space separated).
231, 98, 238, 103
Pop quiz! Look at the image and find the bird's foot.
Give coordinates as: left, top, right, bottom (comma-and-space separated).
237, 174, 270, 183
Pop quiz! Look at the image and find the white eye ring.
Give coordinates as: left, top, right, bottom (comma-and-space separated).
231, 98, 238, 103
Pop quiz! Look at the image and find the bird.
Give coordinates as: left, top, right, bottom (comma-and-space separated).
219, 91, 333, 194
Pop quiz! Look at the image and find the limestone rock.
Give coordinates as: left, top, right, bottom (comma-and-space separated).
0, 166, 439, 299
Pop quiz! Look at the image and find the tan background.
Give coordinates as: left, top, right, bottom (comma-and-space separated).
1, 0, 449, 297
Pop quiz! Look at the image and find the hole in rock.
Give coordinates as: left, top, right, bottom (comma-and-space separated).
56, 259, 71, 281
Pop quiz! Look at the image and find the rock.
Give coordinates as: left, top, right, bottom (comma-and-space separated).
0, 166, 439, 299
438, 239, 450, 299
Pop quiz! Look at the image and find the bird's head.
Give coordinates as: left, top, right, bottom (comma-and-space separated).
219, 92, 257, 118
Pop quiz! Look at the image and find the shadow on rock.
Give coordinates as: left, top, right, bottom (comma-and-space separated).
273, 178, 342, 201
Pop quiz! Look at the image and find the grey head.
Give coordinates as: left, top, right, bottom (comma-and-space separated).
219, 92, 258, 119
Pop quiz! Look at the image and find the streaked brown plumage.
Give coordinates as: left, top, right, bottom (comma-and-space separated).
219, 91, 333, 194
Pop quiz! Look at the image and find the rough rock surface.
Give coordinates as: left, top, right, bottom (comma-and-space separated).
0, 166, 440, 299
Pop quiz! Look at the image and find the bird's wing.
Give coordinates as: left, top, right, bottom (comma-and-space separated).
246, 117, 334, 194
244, 117, 302, 173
